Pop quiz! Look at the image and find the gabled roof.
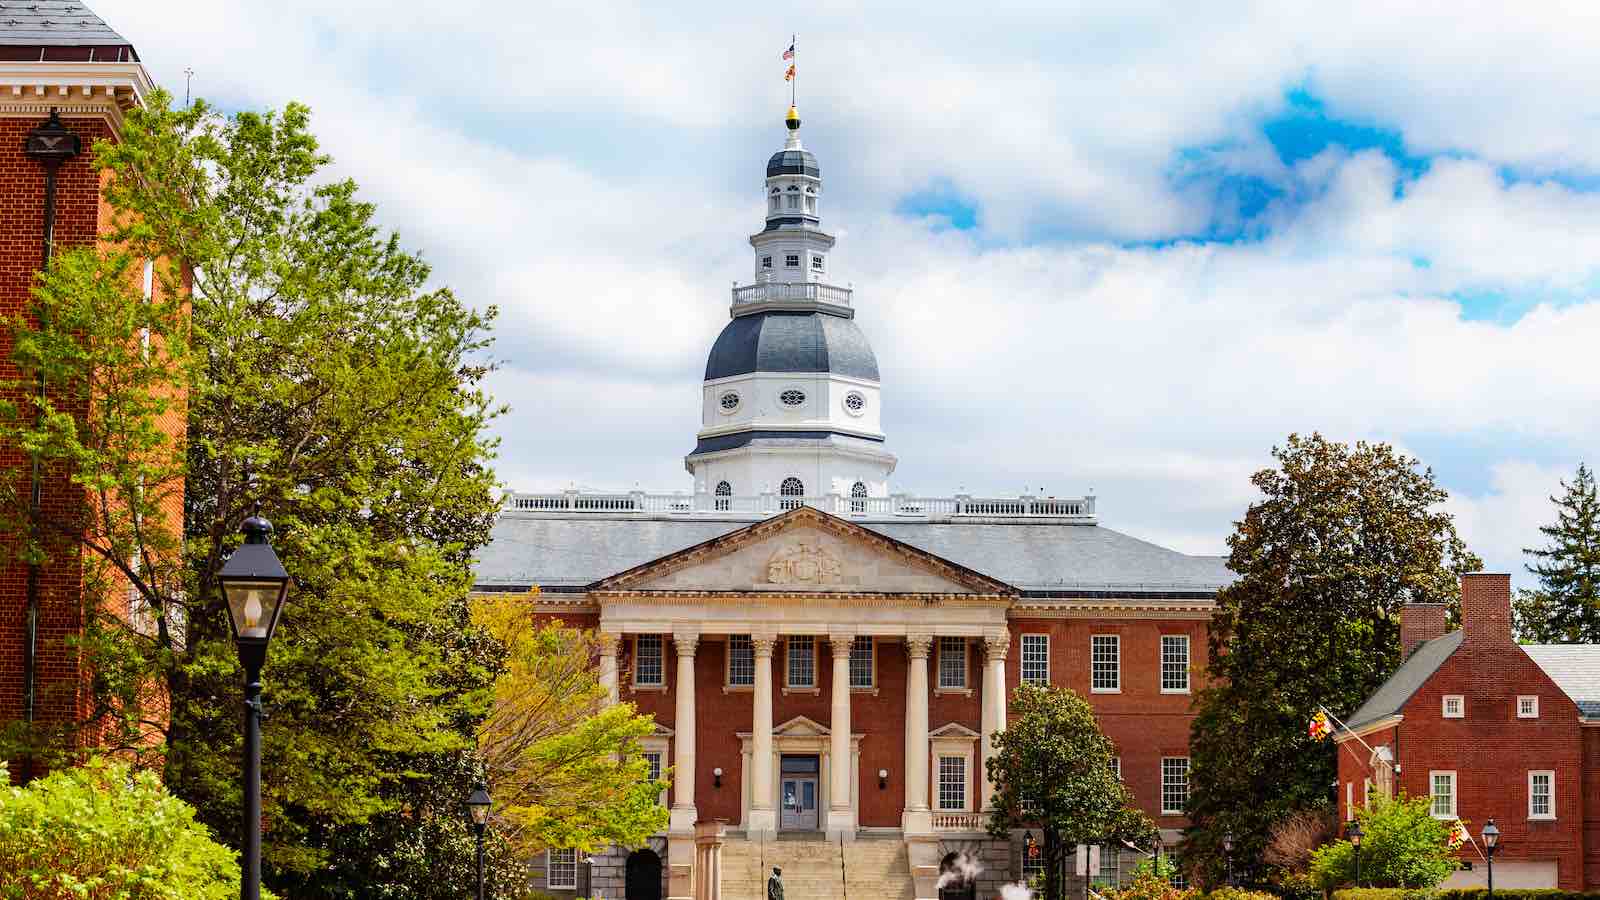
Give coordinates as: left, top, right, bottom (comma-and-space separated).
1525, 645, 1600, 718
0, 0, 137, 59
1343, 630, 1465, 733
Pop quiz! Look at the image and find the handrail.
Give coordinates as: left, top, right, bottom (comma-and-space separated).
505, 491, 1097, 522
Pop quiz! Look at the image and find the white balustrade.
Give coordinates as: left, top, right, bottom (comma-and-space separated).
505, 490, 1097, 523
931, 812, 986, 832
730, 281, 853, 308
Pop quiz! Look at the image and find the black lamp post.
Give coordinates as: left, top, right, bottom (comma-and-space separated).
466, 784, 492, 900
1483, 819, 1500, 900
1347, 821, 1364, 888
217, 516, 291, 900
1222, 832, 1235, 887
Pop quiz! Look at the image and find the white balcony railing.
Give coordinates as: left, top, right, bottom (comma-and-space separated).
505, 490, 1096, 523
931, 812, 986, 832
731, 280, 852, 309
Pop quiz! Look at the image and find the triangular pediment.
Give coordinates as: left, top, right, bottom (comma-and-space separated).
774, 715, 829, 737
590, 507, 1015, 595
929, 722, 981, 739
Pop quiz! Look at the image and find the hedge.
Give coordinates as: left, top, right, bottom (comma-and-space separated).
1335, 890, 1600, 900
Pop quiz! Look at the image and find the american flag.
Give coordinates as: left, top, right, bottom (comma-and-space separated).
782, 42, 794, 60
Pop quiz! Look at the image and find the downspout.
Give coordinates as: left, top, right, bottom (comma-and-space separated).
19, 109, 81, 784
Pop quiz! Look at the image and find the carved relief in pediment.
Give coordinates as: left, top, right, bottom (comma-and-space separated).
765, 542, 843, 585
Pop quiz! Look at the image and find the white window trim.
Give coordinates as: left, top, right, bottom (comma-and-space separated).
1021, 633, 1050, 686
1345, 782, 1354, 821
725, 634, 755, 691
1091, 634, 1121, 693
1160, 634, 1190, 694
935, 636, 971, 695
547, 848, 578, 890
1529, 770, 1556, 820
1518, 695, 1540, 718
1429, 770, 1457, 819
929, 729, 978, 814
1109, 756, 1121, 781
848, 636, 877, 692
1160, 756, 1189, 816
935, 753, 971, 813
1363, 777, 1372, 810
640, 735, 669, 807
632, 634, 666, 691
1442, 694, 1464, 718
784, 635, 819, 694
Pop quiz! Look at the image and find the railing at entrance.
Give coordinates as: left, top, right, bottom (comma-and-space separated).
932, 812, 986, 832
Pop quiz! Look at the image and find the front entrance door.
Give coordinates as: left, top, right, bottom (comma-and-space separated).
779, 754, 820, 830
625, 848, 662, 900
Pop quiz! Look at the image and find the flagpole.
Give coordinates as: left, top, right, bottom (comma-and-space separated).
791, 33, 797, 108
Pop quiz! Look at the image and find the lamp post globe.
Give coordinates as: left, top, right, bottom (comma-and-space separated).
1483, 819, 1499, 900
216, 515, 291, 900
466, 785, 492, 900
1346, 821, 1364, 888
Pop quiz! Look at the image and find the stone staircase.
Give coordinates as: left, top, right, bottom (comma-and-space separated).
720, 834, 913, 900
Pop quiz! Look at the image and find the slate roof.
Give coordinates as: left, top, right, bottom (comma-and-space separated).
1344, 630, 1465, 733
1525, 645, 1600, 718
767, 148, 818, 178
704, 311, 879, 381
0, 0, 136, 56
471, 515, 1235, 595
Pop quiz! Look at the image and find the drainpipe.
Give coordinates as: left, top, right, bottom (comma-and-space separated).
19, 109, 81, 784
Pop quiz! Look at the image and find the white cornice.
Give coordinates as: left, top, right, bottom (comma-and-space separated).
1011, 598, 1216, 619
0, 61, 152, 130
1333, 714, 1402, 743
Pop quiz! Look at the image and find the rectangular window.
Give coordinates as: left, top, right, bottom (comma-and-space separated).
1530, 770, 1554, 819
644, 751, 662, 783
547, 848, 577, 890
1519, 695, 1540, 718
787, 636, 816, 688
1021, 840, 1044, 881
1442, 695, 1464, 718
1161, 635, 1190, 693
1092, 846, 1120, 888
937, 755, 967, 811
938, 637, 967, 689
1430, 771, 1456, 818
785, 254, 800, 267
1160, 845, 1186, 889
761, 255, 773, 269
811, 255, 824, 270
1092, 635, 1120, 692
1021, 634, 1050, 686
1345, 782, 1354, 821
785, 194, 800, 210
728, 634, 755, 687
635, 634, 664, 686
1161, 757, 1189, 815
1109, 756, 1121, 781
849, 636, 874, 689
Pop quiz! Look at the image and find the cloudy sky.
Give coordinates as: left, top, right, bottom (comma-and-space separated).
104, 1, 1599, 579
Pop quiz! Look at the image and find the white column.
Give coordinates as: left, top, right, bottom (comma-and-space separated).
748, 633, 778, 837
981, 632, 1010, 811
828, 633, 856, 840
903, 634, 932, 835
670, 632, 699, 833
598, 632, 620, 707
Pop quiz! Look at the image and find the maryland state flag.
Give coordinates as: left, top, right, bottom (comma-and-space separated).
1308, 710, 1332, 741
785, 64, 796, 82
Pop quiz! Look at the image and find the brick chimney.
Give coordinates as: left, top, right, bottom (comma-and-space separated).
1400, 603, 1449, 658
1460, 573, 1513, 645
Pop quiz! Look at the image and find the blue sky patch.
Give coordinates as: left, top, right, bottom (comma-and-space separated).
1264, 87, 1430, 179
895, 180, 980, 230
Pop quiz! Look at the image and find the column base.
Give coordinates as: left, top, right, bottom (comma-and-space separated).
669, 805, 700, 834
666, 831, 696, 900
746, 806, 777, 840
901, 808, 932, 836
826, 809, 857, 842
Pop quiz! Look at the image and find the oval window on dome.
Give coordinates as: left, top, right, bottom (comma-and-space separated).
719, 391, 740, 413
844, 391, 866, 414
779, 389, 806, 407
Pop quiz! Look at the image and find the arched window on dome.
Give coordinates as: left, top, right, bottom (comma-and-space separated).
769, 187, 780, 213
780, 477, 805, 510
785, 185, 801, 210
715, 480, 732, 512
851, 481, 867, 514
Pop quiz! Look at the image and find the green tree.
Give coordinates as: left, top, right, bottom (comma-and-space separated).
0, 89, 518, 894
1513, 463, 1600, 643
1307, 794, 1458, 889
475, 599, 669, 856
987, 684, 1157, 900
1184, 434, 1480, 885
0, 758, 254, 900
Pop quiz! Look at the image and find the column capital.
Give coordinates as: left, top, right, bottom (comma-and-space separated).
828, 633, 856, 659
673, 633, 700, 657
983, 632, 1010, 661
905, 634, 933, 659
597, 632, 621, 654
752, 632, 778, 657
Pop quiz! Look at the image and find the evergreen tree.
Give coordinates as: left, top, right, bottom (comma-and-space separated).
1514, 463, 1600, 643
1182, 434, 1480, 887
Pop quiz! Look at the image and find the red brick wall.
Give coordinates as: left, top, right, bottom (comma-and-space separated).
1401, 603, 1448, 659
1335, 723, 1397, 824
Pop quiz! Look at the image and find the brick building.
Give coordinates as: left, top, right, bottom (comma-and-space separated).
1337, 573, 1600, 889
0, 1, 161, 780
472, 102, 1231, 900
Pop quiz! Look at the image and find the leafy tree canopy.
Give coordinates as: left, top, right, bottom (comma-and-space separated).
1514, 463, 1600, 643
1308, 794, 1460, 890
1184, 434, 1480, 884
988, 684, 1157, 900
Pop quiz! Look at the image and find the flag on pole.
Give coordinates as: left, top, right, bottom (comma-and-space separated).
782, 42, 795, 61
1308, 710, 1332, 741
785, 64, 796, 82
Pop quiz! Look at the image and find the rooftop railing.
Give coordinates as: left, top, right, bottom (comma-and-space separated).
504, 490, 1096, 523
730, 280, 852, 309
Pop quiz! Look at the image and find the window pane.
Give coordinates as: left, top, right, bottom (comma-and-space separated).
788, 636, 815, 687
1092, 635, 1120, 691
636, 635, 663, 685
1161, 757, 1189, 814
939, 637, 967, 688
1531, 772, 1551, 817
1431, 773, 1453, 816
728, 634, 754, 686
849, 636, 874, 688
1021, 634, 1049, 686
1161, 635, 1189, 692
549, 849, 577, 889
938, 756, 966, 810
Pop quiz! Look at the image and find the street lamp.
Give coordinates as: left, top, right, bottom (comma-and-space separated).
466, 784, 492, 900
217, 515, 291, 900
1222, 832, 1235, 887
1483, 819, 1500, 900
1346, 821, 1364, 888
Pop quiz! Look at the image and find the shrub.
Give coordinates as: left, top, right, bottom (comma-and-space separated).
0, 758, 249, 899
1200, 888, 1276, 900
1266, 809, 1338, 871
1309, 794, 1458, 889
1107, 858, 1199, 900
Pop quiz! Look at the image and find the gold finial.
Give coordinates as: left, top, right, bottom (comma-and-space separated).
785, 105, 801, 131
